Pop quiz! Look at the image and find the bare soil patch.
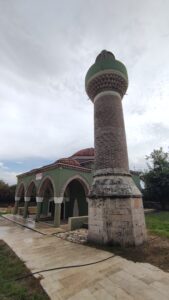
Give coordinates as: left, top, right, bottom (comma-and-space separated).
56, 228, 169, 273
102, 234, 169, 273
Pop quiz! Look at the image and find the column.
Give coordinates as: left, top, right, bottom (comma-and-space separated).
35, 197, 43, 222
23, 197, 30, 219
13, 197, 20, 215
54, 197, 63, 227
85, 50, 147, 246
94, 90, 129, 173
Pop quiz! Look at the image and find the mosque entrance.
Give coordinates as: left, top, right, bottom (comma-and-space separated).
62, 179, 88, 221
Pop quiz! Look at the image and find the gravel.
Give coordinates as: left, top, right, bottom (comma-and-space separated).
55, 228, 88, 244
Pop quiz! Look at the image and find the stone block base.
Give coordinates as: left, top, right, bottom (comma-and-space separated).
88, 197, 147, 246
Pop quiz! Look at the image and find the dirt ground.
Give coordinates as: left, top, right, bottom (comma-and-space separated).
88, 233, 169, 273
56, 229, 169, 273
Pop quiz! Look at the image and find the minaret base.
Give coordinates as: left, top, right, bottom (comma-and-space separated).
88, 197, 147, 246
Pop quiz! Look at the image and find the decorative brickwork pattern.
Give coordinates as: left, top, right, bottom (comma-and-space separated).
87, 72, 127, 100
94, 94, 129, 171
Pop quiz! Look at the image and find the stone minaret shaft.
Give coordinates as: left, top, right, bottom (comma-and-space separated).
85, 50, 147, 246
94, 91, 129, 172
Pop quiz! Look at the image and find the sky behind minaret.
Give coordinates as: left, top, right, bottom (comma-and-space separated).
0, 0, 169, 184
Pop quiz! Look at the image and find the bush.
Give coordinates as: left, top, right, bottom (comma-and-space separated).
141, 148, 169, 210
0, 180, 16, 206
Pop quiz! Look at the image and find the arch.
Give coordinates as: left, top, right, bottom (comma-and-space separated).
26, 180, 36, 197
37, 176, 56, 197
60, 176, 89, 219
15, 182, 25, 198
60, 175, 90, 198
37, 176, 55, 220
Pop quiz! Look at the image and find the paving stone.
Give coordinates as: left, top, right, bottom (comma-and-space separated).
68, 289, 96, 300
150, 281, 169, 297
1, 217, 169, 300
99, 278, 134, 300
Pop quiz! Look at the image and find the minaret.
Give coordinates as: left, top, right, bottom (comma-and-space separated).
85, 50, 147, 246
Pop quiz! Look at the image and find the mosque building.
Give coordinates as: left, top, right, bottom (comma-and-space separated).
14, 147, 141, 227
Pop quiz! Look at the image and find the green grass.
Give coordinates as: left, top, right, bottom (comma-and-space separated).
145, 211, 169, 238
0, 240, 49, 300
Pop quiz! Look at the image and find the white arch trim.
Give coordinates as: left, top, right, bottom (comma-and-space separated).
60, 175, 90, 197
54, 197, 63, 204
37, 175, 56, 197
24, 197, 30, 202
15, 196, 20, 202
36, 197, 43, 203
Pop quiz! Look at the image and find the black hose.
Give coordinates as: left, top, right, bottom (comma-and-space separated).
14, 254, 115, 281
1, 254, 115, 283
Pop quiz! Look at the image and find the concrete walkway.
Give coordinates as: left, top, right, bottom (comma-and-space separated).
3, 214, 68, 235
1, 217, 169, 300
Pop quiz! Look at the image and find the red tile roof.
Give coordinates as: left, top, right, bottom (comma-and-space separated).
71, 148, 94, 157
56, 158, 81, 167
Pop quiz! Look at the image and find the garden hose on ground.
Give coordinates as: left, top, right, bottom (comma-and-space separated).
11, 236, 159, 282
4, 254, 115, 283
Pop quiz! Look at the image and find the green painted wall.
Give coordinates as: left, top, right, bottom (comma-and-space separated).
132, 174, 142, 191
56, 168, 92, 196
17, 166, 141, 205
17, 167, 92, 197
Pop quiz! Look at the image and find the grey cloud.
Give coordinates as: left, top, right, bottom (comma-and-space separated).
0, 0, 169, 183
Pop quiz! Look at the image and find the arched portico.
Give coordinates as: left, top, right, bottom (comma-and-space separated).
26, 181, 36, 199
60, 175, 90, 198
54, 175, 89, 227
14, 182, 25, 214
36, 176, 55, 223
16, 182, 25, 198
38, 176, 56, 197
14, 169, 91, 227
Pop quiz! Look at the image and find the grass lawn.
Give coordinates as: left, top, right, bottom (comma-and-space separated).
145, 211, 169, 238
0, 240, 49, 300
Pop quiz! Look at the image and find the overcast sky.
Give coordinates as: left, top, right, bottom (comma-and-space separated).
0, 0, 169, 185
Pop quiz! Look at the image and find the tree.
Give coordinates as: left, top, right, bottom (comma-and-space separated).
0, 180, 16, 206
141, 148, 169, 210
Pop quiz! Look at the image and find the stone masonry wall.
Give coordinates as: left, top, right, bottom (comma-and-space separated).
88, 197, 146, 246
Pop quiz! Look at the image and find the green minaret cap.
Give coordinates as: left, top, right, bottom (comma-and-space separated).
85, 50, 128, 86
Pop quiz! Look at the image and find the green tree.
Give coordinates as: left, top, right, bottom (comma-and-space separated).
0, 180, 16, 205
142, 148, 169, 210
